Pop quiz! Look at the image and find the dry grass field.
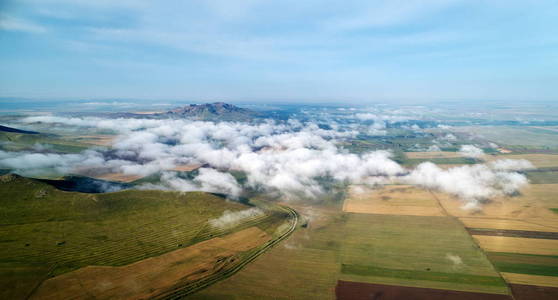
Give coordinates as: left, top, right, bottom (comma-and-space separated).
32, 227, 270, 300
170, 164, 203, 172
94, 173, 146, 182
434, 184, 558, 230
485, 154, 558, 168
460, 218, 558, 232
405, 151, 464, 159
501, 273, 558, 288
472, 236, 558, 256
75, 135, 116, 146
191, 205, 344, 300
343, 185, 445, 217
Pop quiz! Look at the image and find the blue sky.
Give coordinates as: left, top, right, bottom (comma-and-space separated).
0, 0, 557, 103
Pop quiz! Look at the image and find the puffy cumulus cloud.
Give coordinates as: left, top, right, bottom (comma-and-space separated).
489, 159, 534, 171
195, 168, 242, 197
209, 208, 264, 229
404, 162, 529, 210
138, 169, 241, 198
459, 145, 484, 158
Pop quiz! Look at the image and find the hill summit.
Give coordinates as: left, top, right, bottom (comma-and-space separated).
162, 102, 258, 121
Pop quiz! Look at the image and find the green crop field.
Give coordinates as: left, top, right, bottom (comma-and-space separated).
525, 171, 558, 184
338, 213, 509, 294
402, 157, 478, 166
0, 174, 287, 300
486, 252, 558, 277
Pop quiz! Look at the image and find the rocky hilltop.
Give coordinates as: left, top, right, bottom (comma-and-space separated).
149, 102, 257, 121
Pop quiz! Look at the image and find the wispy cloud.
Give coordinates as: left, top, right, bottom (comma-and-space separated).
0, 15, 46, 33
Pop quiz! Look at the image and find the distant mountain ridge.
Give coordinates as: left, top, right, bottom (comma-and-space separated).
156, 102, 259, 121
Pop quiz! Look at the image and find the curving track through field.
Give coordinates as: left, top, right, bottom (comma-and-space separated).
155, 204, 299, 299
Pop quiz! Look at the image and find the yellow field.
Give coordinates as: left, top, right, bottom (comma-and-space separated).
32, 227, 270, 300
460, 218, 558, 232
405, 151, 463, 159
472, 235, 558, 256
343, 185, 445, 216
485, 153, 558, 168
94, 173, 145, 182
192, 205, 344, 300
434, 184, 558, 230
76, 135, 116, 146
501, 273, 558, 288
170, 164, 203, 172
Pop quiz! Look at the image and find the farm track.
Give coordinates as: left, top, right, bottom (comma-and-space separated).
154, 204, 299, 300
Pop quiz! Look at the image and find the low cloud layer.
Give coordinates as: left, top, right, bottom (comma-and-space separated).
0, 115, 534, 209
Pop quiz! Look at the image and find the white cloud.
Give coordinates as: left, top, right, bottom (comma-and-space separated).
404, 162, 528, 210
459, 145, 484, 158
209, 208, 264, 229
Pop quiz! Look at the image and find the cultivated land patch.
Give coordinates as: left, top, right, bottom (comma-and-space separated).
486, 252, 558, 277
339, 213, 508, 294
502, 273, 558, 288
472, 236, 558, 256
509, 284, 558, 300
335, 280, 512, 300
31, 227, 270, 300
93, 172, 146, 182
191, 205, 344, 300
484, 153, 558, 168
435, 184, 558, 230
343, 185, 445, 217
467, 228, 558, 240
75, 135, 115, 146
405, 151, 464, 159
170, 164, 203, 172
460, 218, 558, 233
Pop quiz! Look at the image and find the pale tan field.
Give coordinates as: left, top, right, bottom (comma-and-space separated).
32, 227, 270, 300
460, 218, 558, 232
405, 151, 463, 159
170, 164, 203, 172
343, 185, 445, 216
434, 164, 468, 169
94, 173, 145, 183
434, 184, 558, 231
472, 235, 558, 256
501, 273, 558, 288
485, 153, 558, 168
77, 135, 116, 146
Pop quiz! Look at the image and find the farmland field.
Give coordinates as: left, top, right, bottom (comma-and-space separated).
343, 185, 445, 216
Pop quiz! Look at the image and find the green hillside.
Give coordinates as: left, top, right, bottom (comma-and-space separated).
0, 174, 285, 299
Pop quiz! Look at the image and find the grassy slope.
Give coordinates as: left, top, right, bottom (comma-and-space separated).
0, 131, 89, 153
0, 174, 284, 300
